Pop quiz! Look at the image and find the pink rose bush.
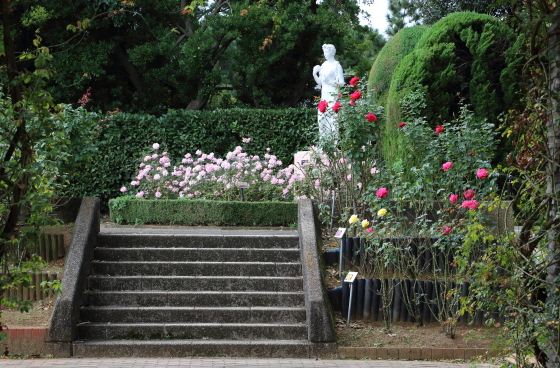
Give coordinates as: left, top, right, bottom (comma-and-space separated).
122, 143, 298, 201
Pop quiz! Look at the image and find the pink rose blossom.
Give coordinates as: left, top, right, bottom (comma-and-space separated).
154, 174, 161, 180
366, 113, 377, 122
370, 167, 379, 174
376, 187, 388, 198
195, 150, 202, 155
442, 162, 453, 171
152, 143, 160, 150
476, 168, 489, 179
349, 77, 359, 86
442, 227, 451, 235
151, 154, 158, 159
464, 189, 475, 199
449, 194, 458, 202
155, 191, 162, 198
136, 191, 144, 198
315, 179, 321, 187
461, 200, 479, 210
120, 186, 127, 193
435, 125, 444, 134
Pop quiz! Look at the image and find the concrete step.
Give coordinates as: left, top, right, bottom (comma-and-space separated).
93, 248, 300, 262
73, 339, 321, 358
76, 322, 307, 341
84, 291, 305, 307
80, 306, 307, 324
87, 276, 303, 292
98, 234, 299, 249
90, 261, 301, 277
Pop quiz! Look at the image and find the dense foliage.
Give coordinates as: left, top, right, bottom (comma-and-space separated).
2, 0, 379, 113
62, 108, 316, 208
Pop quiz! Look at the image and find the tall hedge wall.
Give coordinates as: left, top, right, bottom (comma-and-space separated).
367, 26, 429, 106
64, 108, 316, 208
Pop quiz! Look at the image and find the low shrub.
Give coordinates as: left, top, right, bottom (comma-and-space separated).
108, 197, 298, 227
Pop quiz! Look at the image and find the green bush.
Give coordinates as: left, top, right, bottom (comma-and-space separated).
367, 26, 429, 106
64, 108, 316, 209
109, 197, 298, 226
383, 12, 521, 173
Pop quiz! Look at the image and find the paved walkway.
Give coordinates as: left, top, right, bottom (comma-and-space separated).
0, 358, 498, 367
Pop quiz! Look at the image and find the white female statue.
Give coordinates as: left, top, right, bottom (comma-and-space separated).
313, 44, 344, 142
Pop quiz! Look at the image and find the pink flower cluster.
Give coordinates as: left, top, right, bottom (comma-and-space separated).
461, 200, 479, 210
123, 144, 300, 200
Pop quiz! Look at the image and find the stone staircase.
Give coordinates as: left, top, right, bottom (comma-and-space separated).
72, 230, 319, 358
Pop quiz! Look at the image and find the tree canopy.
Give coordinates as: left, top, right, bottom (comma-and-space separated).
1, 0, 380, 114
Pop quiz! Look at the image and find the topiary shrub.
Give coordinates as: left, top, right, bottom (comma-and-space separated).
383, 12, 521, 173
367, 26, 429, 106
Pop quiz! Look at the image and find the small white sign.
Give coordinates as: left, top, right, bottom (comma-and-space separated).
334, 228, 346, 239
344, 272, 358, 283
236, 181, 249, 189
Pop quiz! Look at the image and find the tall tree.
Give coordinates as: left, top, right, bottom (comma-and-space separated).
385, 0, 420, 37
11, 0, 364, 113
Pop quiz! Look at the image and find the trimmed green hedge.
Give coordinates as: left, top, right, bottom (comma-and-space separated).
65, 108, 316, 209
108, 197, 298, 226
367, 26, 429, 106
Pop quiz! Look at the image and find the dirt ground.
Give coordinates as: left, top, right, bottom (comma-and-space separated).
1, 223, 73, 328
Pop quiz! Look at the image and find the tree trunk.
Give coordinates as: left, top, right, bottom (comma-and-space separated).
1, 0, 27, 246
546, 7, 560, 367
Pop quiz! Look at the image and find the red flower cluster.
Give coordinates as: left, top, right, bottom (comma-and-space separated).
366, 113, 377, 122
350, 91, 362, 100
349, 77, 360, 87
318, 100, 328, 113
435, 125, 444, 134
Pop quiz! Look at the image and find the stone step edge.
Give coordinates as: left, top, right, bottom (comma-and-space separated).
338, 346, 505, 360
77, 322, 307, 327
80, 306, 306, 311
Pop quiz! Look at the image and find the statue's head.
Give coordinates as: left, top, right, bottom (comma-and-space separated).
322, 44, 336, 56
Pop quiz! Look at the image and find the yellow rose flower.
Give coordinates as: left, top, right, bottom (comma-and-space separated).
349, 215, 359, 224
361, 219, 370, 228
377, 208, 387, 216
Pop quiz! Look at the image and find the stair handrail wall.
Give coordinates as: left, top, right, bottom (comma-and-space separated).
49, 197, 100, 343
298, 198, 336, 342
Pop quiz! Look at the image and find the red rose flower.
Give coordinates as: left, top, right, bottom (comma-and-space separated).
332, 102, 342, 113
349, 77, 360, 87
435, 125, 444, 134
350, 91, 362, 100
318, 100, 328, 113
398, 123, 406, 128
463, 189, 475, 199
366, 113, 377, 122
